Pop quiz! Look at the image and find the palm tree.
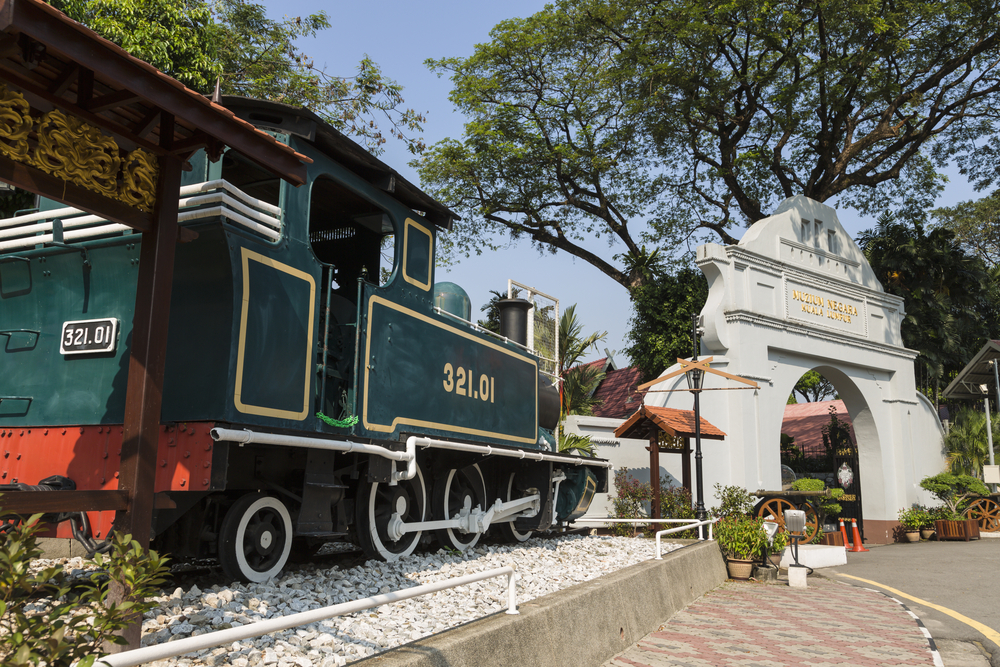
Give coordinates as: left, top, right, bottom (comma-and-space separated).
558, 304, 607, 374
945, 407, 1000, 479
562, 362, 606, 417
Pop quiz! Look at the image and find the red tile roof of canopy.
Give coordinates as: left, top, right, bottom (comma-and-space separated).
781, 400, 855, 457
615, 404, 726, 440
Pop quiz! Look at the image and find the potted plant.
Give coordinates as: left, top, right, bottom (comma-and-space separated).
897, 507, 922, 542
715, 514, 767, 580
768, 529, 789, 567
917, 506, 936, 540
920, 473, 989, 541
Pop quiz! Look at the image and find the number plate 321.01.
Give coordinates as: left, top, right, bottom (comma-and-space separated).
60, 318, 118, 355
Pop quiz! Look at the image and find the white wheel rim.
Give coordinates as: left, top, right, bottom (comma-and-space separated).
506, 473, 533, 541
234, 496, 293, 583
368, 465, 425, 561
443, 465, 483, 550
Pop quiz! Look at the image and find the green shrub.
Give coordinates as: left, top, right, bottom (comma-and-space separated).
0, 510, 170, 667
790, 478, 844, 526
920, 472, 989, 515
710, 484, 755, 518
897, 507, 923, 530
611, 468, 697, 537
715, 515, 767, 560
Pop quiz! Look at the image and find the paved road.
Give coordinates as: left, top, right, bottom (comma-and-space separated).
826, 539, 1000, 666
604, 576, 936, 666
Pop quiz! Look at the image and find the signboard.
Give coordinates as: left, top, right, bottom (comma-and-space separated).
786, 280, 865, 336
60, 318, 118, 355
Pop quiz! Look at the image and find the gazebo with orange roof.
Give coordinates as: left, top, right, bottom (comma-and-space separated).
615, 405, 726, 529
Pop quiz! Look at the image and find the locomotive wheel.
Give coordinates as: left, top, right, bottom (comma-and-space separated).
433, 464, 487, 551
754, 497, 820, 543
218, 493, 293, 583
966, 497, 1000, 532
355, 463, 426, 561
495, 473, 534, 543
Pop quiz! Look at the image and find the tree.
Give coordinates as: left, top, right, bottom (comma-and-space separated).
920, 472, 989, 516
857, 212, 994, 405
790, 371, 837, 404
625, 265, 707, 382
944, 407, 1000, 479
559, 304, 607, 375
932, 191, 1000, 268
562, 362, 605, 417
50, 0, 424, 156
417, 0, 1000, 288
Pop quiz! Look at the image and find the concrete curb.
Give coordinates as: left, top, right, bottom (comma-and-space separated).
357, 540, 727, 667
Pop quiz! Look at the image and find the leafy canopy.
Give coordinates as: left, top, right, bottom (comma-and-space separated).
418, 0, 1000, 288
51, 0, 425, 155
857, 213, 996, 394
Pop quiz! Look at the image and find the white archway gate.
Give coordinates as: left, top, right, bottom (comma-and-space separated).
646, 196, 944, 543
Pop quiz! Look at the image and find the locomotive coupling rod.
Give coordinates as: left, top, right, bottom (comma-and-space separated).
386, 494, 541, 541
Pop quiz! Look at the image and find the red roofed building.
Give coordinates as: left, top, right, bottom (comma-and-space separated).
781, 400, 856, 458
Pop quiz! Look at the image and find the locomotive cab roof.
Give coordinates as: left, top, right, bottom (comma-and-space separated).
220, 96, 458, 231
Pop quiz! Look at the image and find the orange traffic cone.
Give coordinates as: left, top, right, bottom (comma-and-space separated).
839, 519, 852, 549
848, 518, 869, 552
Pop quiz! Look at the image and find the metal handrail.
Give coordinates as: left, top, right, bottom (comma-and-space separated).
95, 566, 519, 667
574, 517, 718, 557
654, 519, 718, 559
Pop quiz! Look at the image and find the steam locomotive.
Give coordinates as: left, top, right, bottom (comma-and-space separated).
0, 97, 609, 582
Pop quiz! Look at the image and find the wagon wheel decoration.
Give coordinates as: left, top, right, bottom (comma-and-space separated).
754, 497, 820, 542
965, 497, 1000, 532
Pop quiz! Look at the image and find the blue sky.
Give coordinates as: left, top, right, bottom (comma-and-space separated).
272, 1, 983, 368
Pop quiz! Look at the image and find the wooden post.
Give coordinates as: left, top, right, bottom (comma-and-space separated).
649, 433, 661, 533
107, 154, 181, 652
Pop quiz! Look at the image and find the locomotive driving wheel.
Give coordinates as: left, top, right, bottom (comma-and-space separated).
754, 497, 820, 542
218, 493, 294, 583
355, 463, 427, 561
495, 472, 535, 543
432, 464, 487, 551
965, 497, 1000, 532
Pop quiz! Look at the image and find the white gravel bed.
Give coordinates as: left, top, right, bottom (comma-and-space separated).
122, 534, 680, 667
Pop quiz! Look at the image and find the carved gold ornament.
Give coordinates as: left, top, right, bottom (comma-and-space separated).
0, 87, 159, 212
120, 148, 158, 211
0, 84, 33, 162
34, 109, 121, 198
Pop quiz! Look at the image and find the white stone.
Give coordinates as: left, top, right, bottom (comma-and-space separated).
788, 565, 808, 588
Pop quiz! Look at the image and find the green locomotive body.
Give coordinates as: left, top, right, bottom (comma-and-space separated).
0, 98, 607, 580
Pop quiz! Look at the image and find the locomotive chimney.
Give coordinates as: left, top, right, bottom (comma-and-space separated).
497, 298, 533, 346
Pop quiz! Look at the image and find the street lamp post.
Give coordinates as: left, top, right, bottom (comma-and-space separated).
687, 314, 706, 521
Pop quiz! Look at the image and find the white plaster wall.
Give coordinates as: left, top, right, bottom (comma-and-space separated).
645, 196, 945, 524
563, 415, 687, 519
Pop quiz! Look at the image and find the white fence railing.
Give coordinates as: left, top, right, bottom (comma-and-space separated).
0, 179, 282, 252
95, 566, 518, 667
574, 517, 719, 557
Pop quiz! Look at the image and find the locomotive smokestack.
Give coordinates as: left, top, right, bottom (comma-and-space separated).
497, 298, 533, 346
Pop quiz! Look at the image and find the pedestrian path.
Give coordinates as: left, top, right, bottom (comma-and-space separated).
604, 576, 937, 667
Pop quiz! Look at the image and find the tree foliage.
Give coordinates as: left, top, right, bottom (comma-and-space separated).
857, 213, 995, 399
625, 264, 707, 382
790, 371, 836, 403
51, 0, 424, 155
944, 407, 1000, 479
417, 0, 1000, 286
932, 191, 1000, 268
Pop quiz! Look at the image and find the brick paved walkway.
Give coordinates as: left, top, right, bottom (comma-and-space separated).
605, 577, 936, 667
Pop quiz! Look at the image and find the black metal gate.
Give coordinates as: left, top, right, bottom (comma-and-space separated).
824, 408, 863, 539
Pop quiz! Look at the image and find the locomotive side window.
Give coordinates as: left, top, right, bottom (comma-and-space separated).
402, 218, 433, 291
221, 149, 281, 208
308, 176, 389, 296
